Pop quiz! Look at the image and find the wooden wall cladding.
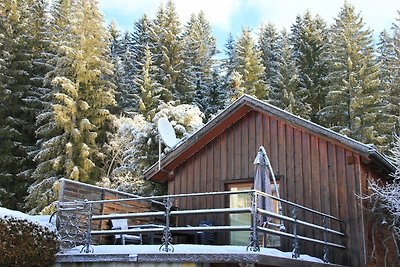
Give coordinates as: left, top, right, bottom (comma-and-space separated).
168, 110, 365, 266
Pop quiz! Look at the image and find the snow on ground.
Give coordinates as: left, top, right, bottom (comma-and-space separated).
0, 207, 55, 230
61, 244, 323, 263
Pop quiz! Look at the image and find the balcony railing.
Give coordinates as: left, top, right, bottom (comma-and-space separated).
55, 189, 345, 264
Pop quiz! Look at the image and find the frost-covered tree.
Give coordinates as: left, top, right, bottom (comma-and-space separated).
270, 30, 309, 117
375, 30, 400, 152
108, 23, 136, 114
180, 11, 216, 112
221, 34, 236, 102
258, 23, 280, 93
151, 0, 183, 102
98, 116, 157, 196
233, 27, 267, 100
26, 0, 116, 213
319, 3, 381, 144
290, 12, 328, 123
131, 15, 153, 76
0, 0, 51, 210
135, 46, 162, 121
98, 103, 204, 195
203, 66, 227, 120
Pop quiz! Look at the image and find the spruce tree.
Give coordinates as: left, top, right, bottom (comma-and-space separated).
108, 22, 136, 114
270, 30, 309, 117
376, 30, 399, 152
135, 46, 162, 121
204, 66, 226, 120
180, 11, 216, 113
232, 27, 267, 100
26, 0, 116, 213
319, 3, 381, 144
221, 33, 236, 102
390, 12, 400, 132
258, 23, 280, 94
151, 0, 183, 102
290, 12, 328, 123
0, 0, 47, 210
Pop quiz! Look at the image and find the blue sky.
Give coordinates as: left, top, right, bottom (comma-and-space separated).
99, 0, 399, 54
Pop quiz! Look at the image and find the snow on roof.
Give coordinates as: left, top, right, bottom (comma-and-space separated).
0, 207, 55, 230
59, 244, 323, 263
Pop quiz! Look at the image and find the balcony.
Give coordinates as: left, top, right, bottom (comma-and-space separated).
54, 186, 346, 267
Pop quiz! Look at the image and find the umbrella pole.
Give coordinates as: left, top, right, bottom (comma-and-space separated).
259, 146, 286, 231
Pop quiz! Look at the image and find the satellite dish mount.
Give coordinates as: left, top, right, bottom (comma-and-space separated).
157, 118, 178, 170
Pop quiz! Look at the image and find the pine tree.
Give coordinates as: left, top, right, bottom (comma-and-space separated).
389, 12, 400, 131
151, 0, 183, 102
108, 22, 136, 114
290, 12, 328, 123
221, 33, 236, 102
131, 15, 153, 76
180, 11, 216, 113
135, 46, 162, 121
204, 66, 226, 120
26, 0, 116, 213
319, 3, 381, 144
376, 30, 399, 152
270, 30, 309, 117
0, 0, 48, 210
258, 23, 280, 93
233, 27, 267, 100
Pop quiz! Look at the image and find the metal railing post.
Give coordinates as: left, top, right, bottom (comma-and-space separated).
160, 197, 174, 252
323, 215, 329, 263
291, 206, 300, 258
247, 191, 260, 252
81, 200, 93, 253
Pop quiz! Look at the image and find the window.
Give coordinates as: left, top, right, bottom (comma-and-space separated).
227, 179, 281, 247
228, 183, 252, 245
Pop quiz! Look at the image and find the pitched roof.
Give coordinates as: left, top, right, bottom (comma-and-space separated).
144, 94, 395, 182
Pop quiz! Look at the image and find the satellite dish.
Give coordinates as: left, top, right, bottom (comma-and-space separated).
157, 117, 178, 148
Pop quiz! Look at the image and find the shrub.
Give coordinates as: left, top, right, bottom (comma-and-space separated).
0, 216, 58, 267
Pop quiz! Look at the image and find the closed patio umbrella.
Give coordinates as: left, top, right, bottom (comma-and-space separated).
253, 146, 274, 224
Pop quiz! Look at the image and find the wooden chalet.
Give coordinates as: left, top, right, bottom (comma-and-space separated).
144, 94, 399, 267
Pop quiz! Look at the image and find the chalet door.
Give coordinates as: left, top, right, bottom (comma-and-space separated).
228, 183, 252, 245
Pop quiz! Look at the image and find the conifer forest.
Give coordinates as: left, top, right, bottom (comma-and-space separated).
0, 0, 400, 214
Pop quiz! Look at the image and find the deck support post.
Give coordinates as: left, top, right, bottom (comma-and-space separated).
81, 200, 94, 253
160, 197, 174, 252
323, 215, 329, 263
247, 191, 260, 252
291, 206, 300, 258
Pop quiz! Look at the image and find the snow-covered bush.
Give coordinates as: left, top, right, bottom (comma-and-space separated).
0, 216, 58, 266
99, 103, 204, 196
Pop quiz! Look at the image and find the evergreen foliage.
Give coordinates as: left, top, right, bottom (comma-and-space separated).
376, 30, 400, 152
181, 11, 217, 117
319, 3, 381, 144
151, 0, 183, 102
26, 0, 116, 213
290, 12, 328, 122
135, 46, 162, 120
108, 22, 135, 115
221, 33, 236, 102
258, 23, 280, 94
0, 0, 51, 210
270, 30, 309, 117
232, 27, 267, 100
